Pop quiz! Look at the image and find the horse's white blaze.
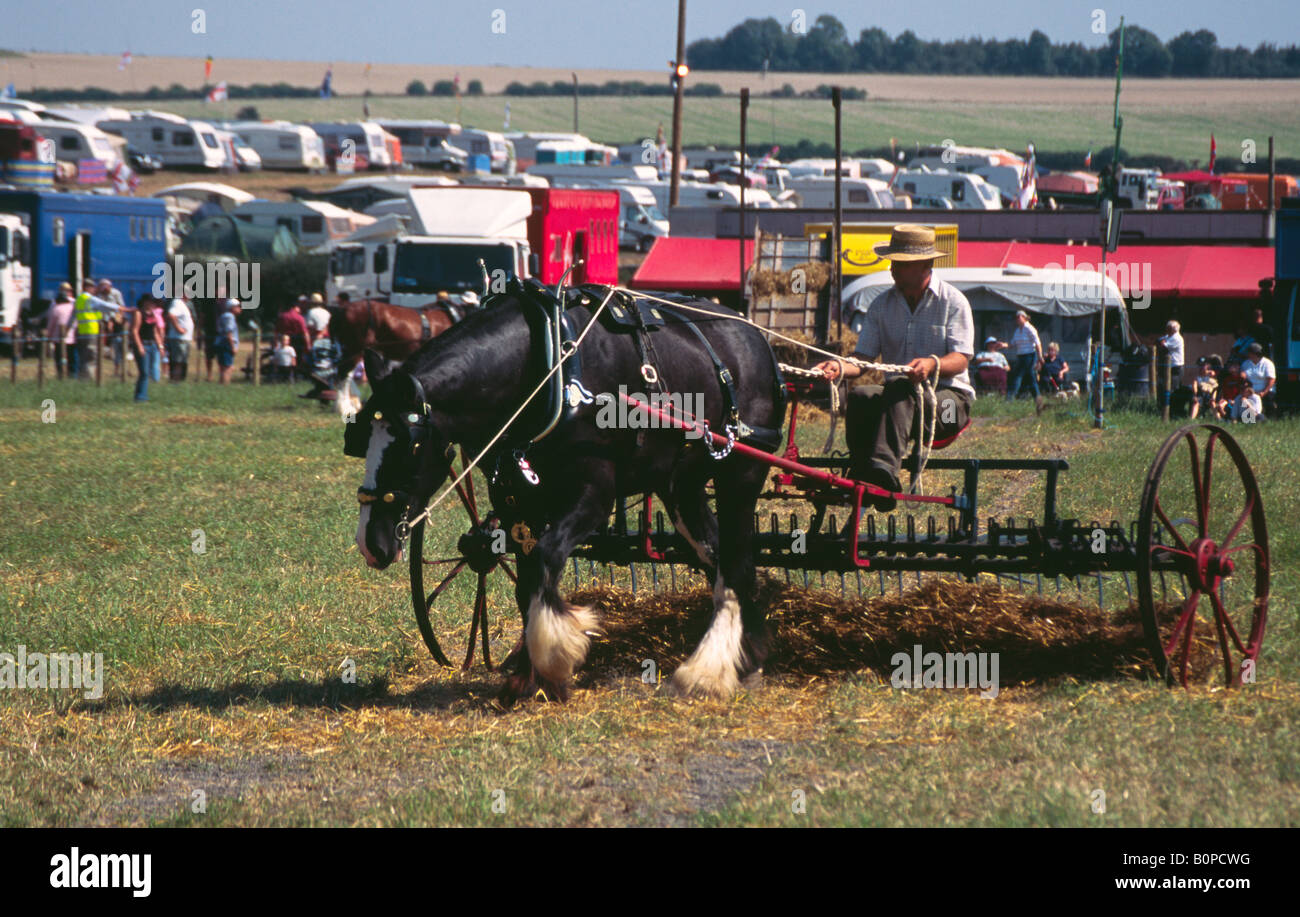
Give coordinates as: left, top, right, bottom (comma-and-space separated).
671, 508, 714, 568
525, 594, 598, 685
356, 422, 395, 562
671, 578, 744, 698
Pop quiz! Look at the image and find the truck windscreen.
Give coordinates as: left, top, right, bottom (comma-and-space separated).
393, 243, 515, 294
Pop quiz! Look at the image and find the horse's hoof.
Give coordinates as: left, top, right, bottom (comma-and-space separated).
497, 670, 570, 706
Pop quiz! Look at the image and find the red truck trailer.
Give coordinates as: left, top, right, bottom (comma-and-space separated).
526, 186, 619, 286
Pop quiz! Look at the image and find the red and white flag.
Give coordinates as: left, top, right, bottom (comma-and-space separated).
110, 161, 139, 194
1016, 143, 1038, 210
206, 81, 228, 103
118, 51, 132, 71
1208, 134, 1217, 173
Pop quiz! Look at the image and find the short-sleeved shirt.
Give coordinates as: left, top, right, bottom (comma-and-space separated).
46, 300, 76, 345
1010, 322, 1042, 356
1158, 332, 1184, 366
852, 276, 976, 398
217, 310, 239, 348
306, 306, 331, 332
167, 300, 195, 341
1041, 356, 1068, 380
1241, 356, 1276, 391
973, 349, 1008, 370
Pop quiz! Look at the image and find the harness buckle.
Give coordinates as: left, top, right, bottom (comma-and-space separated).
513, 450, 540, 486
641, 363, 659, 385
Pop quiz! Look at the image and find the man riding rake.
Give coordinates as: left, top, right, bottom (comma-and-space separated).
814, 224, 977, 512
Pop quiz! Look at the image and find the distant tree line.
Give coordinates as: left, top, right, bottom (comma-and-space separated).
404, 79, 485, 96
496, 79, 724, 97
23, 82, 338, 102
688, 17, 1300, 78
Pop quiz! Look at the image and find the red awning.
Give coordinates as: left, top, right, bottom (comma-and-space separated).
632, 237, 754, 291
958, 241, 1272, 299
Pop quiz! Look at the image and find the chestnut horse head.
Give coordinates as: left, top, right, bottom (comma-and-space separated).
330, 299, 458, 375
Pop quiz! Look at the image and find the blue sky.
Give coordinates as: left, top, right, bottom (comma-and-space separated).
2, 0, 1296, 69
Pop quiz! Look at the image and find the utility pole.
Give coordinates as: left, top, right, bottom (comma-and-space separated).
669, 0, 687, 207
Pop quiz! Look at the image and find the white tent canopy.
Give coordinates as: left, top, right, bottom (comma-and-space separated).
843, 265, 1133, 352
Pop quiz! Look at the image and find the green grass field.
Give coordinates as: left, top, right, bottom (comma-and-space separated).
159, 94, 1300, 166
0, 373, 1296, 827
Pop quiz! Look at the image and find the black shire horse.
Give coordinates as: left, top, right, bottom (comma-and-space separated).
345, 288, 786, 703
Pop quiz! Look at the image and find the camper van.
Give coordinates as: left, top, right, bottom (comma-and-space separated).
894, 168, 1002, 210
0, 212, 31, 331
28, 119, 120, 171
232, 199, 373, 249
528, 162, 658, 184
787, 176, 900, 209
226, 121, 326, 171
446, 128, 510, 173
374, 119, 465, 171
98, 112, 229, 170
507, 132, 614, 171
909, 145, 1024, 173
308, 121, 394, 171
784, 158, 860, 179
614, 179, 785, 215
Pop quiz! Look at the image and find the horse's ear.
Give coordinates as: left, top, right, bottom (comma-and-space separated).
363, 348, 389, 384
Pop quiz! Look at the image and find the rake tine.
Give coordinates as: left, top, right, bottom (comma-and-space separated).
1122, 571, 1132, 600
1096, 572, 1104, 610
572, 557, 580, 587
855, 570, 863, 598
670, 564, 678, 591
1036, 573, 1043, 595
629, 562, 638, 594
896, 571, 903, 594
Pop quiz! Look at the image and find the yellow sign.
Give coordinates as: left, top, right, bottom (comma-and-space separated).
804, 222, 959, 276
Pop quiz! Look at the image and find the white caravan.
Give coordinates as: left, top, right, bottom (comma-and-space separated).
786, 176, 900, 209
226, 121, 326, 170
98, 112, 228, 170
614, 179, 786, 214
232, 199, 373, 249
309, 121, 394, 170
27, 119, 121, 170
893, 168, 1002, 210
784, 158, 860, 179
447, 128, 510, 173
527, 162, 658, 183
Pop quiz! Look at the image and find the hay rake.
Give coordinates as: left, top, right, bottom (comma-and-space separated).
409, 378, 1269, 689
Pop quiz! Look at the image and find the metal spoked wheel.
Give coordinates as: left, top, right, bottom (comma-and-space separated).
408, 449, 520, 670
1137, 424, 1269, 687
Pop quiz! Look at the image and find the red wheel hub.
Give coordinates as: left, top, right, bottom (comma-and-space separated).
1188, 537, 1234, 591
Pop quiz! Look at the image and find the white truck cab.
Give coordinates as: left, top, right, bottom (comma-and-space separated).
0, 213, 32, 330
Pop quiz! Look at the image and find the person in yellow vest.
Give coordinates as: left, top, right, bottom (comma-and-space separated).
72, 278, 121, 380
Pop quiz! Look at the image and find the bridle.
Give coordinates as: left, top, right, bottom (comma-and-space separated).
351, 372, 454, 545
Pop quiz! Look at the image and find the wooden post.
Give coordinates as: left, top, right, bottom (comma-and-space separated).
58, 340, 66, 381
37, 335, 45, 388
10, 325, 18, 383
95, 330, 103, 387
252, 323, 261, 386
1148, 349, 1156, 400
1161, 359, 1171, 422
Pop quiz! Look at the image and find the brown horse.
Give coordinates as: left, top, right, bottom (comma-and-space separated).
329, 299, 459, 374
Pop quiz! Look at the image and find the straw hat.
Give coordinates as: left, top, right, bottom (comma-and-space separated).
873, 224, 943, 261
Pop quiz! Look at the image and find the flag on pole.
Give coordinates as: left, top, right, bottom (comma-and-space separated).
1084, 149, 1093, 169
503, 102, 510, 130
320, 67, 333, 99
204, 56, 213, 81
205, 81, 228, 103
364, 62, 372, 76
1208, 134, 1216, 173
118, 51, 131, 71
1, 83, 14, 100
1016, 143, 1038, 210
110, 160, 139, 194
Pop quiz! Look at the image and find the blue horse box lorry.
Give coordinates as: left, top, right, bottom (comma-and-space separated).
0, 189, 168, 314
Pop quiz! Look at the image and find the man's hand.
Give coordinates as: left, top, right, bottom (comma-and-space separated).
816, 359, 857, 381
903, 356, 937, 383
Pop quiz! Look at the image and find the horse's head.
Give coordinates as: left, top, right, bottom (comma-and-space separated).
345, 349, 453, 569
